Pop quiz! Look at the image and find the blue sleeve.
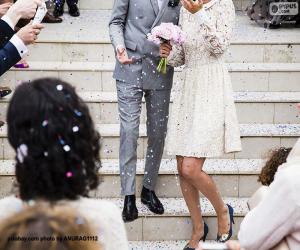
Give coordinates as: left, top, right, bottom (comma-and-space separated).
0, 42, 21, 76
0, 19, 15, 48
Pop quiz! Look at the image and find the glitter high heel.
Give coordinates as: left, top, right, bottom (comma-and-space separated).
216, 204, 235, 243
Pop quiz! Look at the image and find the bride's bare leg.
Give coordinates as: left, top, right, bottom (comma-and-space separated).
177, 156, 204, 248
180, 157, 229, 236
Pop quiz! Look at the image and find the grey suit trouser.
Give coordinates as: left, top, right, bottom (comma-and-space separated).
117, 80, 171, 196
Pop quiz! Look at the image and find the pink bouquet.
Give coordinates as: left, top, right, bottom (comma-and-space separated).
147, 23, 185, 74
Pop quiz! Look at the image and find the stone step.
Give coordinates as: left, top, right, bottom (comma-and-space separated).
1, 62, 300, 93
129, 241, 188, 250
0, 159, 263, 198
0, 159, 264, 176
37, 11, 300, 45
129, 241, 183, 250
129, 241, 223, 250
0, 124, 298, 160
81, 0, 249, 11
26, 42, 300, 64
1, 123, 300, 138
103, 197, 248, 241
28, 11, 300, 63
1, 91, 300, 124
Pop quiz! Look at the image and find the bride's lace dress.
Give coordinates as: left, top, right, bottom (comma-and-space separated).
166, 0, 242, 157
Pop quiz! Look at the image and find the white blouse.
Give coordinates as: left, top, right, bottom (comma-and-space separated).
238, 142, 300, 250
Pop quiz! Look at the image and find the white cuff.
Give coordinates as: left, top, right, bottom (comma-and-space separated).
195, 10, 210, 25
9, 35, 28, 58
1, 15, 15, 30
116, 44, 125, 52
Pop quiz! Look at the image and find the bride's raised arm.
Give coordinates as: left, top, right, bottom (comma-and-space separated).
196, 0, 235, 56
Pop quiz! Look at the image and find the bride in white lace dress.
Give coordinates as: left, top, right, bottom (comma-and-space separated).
159, 0, 242, 249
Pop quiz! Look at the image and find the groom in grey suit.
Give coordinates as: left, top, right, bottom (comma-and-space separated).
109, 0, 181, 222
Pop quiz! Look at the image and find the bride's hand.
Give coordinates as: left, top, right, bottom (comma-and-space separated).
181, 0, 204, 14
160, 43, 172, 58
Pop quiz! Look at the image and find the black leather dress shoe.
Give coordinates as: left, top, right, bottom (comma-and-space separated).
141, 186, 164, 215
0, 120, 4, 127
268, 23, 281, 29
0, 87, 12, 98
43, 12, 63, 23
69, 4, 80, 17
122, 195, 138, 223
53, 4, 64, 18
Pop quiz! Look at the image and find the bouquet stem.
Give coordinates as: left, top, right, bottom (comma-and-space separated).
157, 58, 167, 74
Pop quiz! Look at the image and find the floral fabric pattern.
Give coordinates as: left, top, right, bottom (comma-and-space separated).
166, 0, 242, 157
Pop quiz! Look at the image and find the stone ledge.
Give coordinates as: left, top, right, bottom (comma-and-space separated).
100, 197, 249, 217
5, 62, 300, 72
1, 124, 300, 138
0, 159, 264, 176
129, 241, 221, 250
36, 11, 300, 45
2, 91, 300, 103
78, 91, 300, 103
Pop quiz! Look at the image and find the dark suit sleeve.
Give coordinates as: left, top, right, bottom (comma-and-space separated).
0, 19, 15, 48
0, 41, 21, 76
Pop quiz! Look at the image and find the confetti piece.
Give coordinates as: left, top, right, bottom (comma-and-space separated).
74, 110, 82, 117
56, 84, 63, 91
42, 120, 48, 127
66, 171, 73, 178
63, 145, 71, 152
72, 126, 79, 132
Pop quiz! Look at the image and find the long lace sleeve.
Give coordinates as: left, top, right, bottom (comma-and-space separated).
167, 44, 185, 67
196, 0, 235, 56
167, 9, 185, 67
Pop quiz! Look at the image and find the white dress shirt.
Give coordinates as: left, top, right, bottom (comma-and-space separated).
157, 0, 164, 10
1, 15, 28, 58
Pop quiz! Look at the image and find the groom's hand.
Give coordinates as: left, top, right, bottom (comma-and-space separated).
116, 47, 134, 64
181, 0, 203, 14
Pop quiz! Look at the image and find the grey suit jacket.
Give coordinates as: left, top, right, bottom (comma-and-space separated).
109, 0, 181, 90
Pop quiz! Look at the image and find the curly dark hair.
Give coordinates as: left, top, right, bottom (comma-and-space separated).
258, 147, 292, 186
7, 78, 101, 202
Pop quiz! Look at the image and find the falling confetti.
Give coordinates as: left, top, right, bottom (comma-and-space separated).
63, 145, 71, 152
72, 126, 79, 132
66, 171, 73, 178
56, 84, 63, 91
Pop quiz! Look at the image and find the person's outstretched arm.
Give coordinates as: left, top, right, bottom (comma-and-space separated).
0, 18, 15, 47
0, 41, 21, 76
0, 0, 42, 47
108, 0, 129, 51
0, 22, 44, 76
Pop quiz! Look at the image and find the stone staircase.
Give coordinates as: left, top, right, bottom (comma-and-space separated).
74, 0, 253, 11
0, 1, 300, 249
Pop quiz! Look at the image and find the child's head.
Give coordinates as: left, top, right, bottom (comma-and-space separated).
0, 204, 101, 250
7, 78, 101, 202
259, 147, 292, 186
